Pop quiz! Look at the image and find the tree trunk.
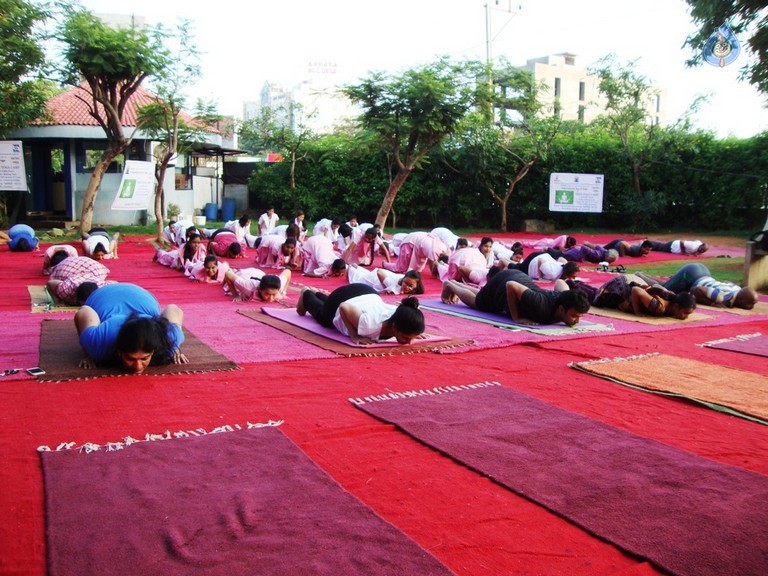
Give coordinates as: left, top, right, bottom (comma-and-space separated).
375, 167, 412, 228
632, 162, 642, 195
499, 196, 508, 231
290, 151, 297, 212
79, 156, 113, 233
154, 161, 169, 243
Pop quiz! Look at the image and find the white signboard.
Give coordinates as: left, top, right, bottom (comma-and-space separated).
549, 173, 604, 213
0, 141, 28, 191
111, 160, 155, 210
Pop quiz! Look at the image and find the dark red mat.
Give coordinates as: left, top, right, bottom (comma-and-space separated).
41, 426, 454, 576
355, 383, 768, 576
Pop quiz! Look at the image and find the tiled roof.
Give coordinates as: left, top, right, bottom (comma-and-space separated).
39, 82, 201, 129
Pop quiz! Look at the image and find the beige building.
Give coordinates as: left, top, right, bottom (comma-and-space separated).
520, 53, 666, 125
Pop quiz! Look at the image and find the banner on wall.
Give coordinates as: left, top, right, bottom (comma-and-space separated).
111, 160, 155, 211
0, 141, 28, 191
549, 173, 604, 213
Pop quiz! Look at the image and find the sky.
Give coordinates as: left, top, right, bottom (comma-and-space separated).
77, 0, 768, 138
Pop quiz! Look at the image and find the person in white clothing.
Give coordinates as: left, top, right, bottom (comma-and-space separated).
347, 266, 424, 294
297, 284, 425, 345
258, 207, 279, 237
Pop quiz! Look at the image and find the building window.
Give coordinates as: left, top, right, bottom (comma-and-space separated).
578, 105, 585, 122
656, 94, 661, 113
554, 77, 561, 98
579, 81, 585, 101
553, 104, 561, 118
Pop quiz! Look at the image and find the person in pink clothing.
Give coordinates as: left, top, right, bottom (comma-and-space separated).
155, 234, 207, 270
521, 235, 576, 251
343, 226, 391, 266
223, 267, 291, 302
383, 231, 448, 274
256, 235, 301, 269
46, 256, 111, 305
207, 229, 246, 259
301, 235, 347, 278
435, 244, 491, 285
185, 255, 231, 283
42, 244, 79, 275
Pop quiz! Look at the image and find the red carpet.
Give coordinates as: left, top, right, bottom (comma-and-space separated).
2, 234, 767, 576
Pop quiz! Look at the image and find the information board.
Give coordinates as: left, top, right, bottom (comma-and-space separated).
549, 173, 604, 213
111, 160, 155, 210
0, 141, 28, 191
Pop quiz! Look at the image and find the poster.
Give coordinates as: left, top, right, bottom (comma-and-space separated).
549, 173, 604, 213
111, 160, 155, 210
0, 141, 28, 191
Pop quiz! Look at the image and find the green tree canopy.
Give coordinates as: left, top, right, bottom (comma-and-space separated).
0, 0, 50, 138
57, 8, 170, 231
342, 59, 478, 228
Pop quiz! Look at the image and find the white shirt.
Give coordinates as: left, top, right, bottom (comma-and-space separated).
258, 212, 279, 236
332, 294, 397, 340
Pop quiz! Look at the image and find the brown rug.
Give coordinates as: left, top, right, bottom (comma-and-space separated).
586, 307, 713, 324
28, 286, 78, 314
237, 308, 473, 357
38, 319, 239, 382
571, 353, 768, 424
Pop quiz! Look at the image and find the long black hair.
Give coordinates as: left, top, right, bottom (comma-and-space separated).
115, 315, 175, 366
388, 296, 425, 335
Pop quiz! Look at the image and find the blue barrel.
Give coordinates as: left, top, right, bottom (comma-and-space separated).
204, 202, 218, 221
221, 198, 236, 223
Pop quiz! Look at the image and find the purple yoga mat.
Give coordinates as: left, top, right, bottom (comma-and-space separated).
41, 426, 454, 576
703, 332, 768, 357
353, 383, 768, 576
262, 306, 451, 346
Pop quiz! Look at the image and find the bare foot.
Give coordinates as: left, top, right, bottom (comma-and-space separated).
296, 287, 312, 316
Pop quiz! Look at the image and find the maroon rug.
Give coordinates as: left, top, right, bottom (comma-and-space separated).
353, 383, 768, 576
40, 426, 454, 576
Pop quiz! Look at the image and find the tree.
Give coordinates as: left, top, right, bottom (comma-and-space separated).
137, 19, 221, 244
0, 0, 51, 138
442, 66, 559, 230
239, 103, 316, 213
591, 56, 665, 197
684, 0, 768, 95
342, 59, 477, 228
57, 8, 169, 232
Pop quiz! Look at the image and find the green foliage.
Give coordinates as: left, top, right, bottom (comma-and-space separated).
58, 9, 169, 86
684, 0, 768, 95
0, 0, 50, 137
342, 59, 479, 225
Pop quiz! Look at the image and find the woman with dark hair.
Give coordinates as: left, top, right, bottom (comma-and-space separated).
1, 224, 39, 252
223, 267, 291, 302
207, 229, 246, 259
74, 283, 186, 374
186, 254, 231, 283
297, 284, 425, 345
564, 274, 697, 320
347, 265, 424, 295
441, 268, 590, 327
82, 227, 119, 260
155, 233, 206, 270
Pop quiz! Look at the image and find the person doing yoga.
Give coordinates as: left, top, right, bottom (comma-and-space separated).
297, 284, 425, 345
74, 283, 186, 374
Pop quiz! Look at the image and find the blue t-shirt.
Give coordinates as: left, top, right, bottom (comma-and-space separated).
8, 224, 38, 251
79, 284, 184, 364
